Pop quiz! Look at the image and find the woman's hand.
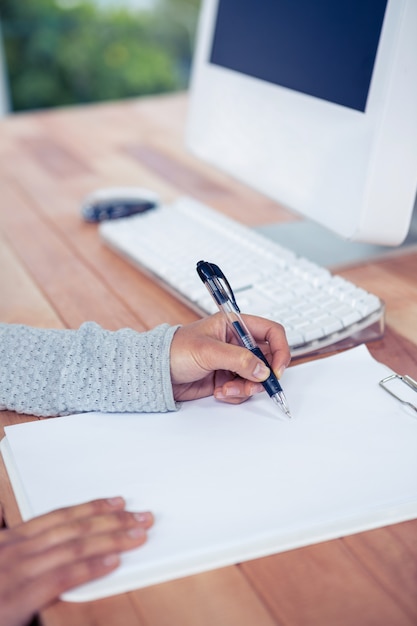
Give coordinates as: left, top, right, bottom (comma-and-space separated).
0, 497, 153, 626
170, 312, 290, 403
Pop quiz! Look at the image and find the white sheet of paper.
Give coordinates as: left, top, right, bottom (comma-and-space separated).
2, 345, 417, 602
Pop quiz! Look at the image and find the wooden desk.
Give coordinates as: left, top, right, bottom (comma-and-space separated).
1, 93, 416, 626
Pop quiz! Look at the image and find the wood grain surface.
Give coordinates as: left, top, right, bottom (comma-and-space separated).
0, 93, 416, 626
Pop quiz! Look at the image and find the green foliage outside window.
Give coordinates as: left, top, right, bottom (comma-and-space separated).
0, 0, 201, 111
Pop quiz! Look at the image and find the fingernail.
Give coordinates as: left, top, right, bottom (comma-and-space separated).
102, 554, 120, 567
134, 512, 152, 523
107, 497, 124, 507
249, 383, 264, 395
128, 527, 146, 539
215, 386, 240, 399
276, 366, 286, 379
253, 362, 270, 380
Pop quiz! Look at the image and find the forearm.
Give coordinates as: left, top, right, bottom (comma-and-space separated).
0, 322, 179, 417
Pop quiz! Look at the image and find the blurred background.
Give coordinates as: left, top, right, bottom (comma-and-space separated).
0, 0, 201, 114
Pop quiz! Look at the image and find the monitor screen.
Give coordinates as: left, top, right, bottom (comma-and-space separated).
210, 0, 386, 113
186, 0, 417, 245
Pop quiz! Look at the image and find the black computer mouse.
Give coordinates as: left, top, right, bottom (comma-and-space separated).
81, 186, 159, 222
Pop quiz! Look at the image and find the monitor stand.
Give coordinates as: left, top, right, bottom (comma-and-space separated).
255, 197, 417, 270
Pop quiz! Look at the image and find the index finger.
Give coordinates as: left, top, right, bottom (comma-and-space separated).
7, 497, 128, 540
239, 314, 291, 377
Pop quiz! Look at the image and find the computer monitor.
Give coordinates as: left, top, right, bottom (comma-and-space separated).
186, 0, 417, 247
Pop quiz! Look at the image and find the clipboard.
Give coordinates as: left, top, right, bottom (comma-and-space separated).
379, 373, 417, 413
1, 344, 417, 603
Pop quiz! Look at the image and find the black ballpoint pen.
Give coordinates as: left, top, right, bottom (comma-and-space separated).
196, 260, 292, 418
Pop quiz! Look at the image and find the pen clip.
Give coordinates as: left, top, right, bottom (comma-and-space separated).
196, 260, 240, 311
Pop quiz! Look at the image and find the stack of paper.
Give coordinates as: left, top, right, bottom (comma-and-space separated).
1, 345, 416, 602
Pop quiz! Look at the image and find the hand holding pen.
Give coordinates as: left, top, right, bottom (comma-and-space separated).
196, 260, 292, 417
170, 306, 291, 407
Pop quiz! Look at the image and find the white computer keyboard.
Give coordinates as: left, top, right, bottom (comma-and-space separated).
100, 196, 385, 357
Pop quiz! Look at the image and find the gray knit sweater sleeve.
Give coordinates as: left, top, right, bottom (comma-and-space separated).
0, 322, 180, 417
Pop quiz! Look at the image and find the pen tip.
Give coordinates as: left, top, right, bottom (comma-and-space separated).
271, 393, 292, 418
279, 405, 292, 418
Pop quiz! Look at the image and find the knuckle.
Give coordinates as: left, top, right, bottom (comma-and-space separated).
74, 517, 95, 535
68, 536, 88, 559
241, 350, 256, 371
47, 566, 80, 593
85, 498, 111, 516
113, 510, 133, 525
